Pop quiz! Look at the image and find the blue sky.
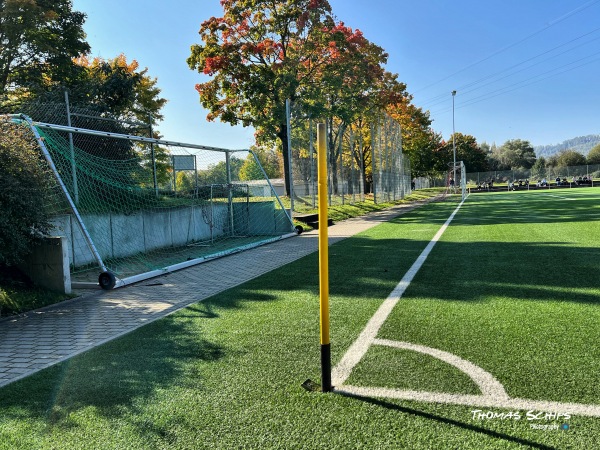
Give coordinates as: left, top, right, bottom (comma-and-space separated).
71, 0, 600, 149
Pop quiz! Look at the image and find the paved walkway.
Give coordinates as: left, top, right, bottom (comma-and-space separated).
0, 200, 434, 388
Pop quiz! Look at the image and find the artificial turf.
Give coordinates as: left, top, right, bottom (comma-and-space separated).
0, 189, 598, 449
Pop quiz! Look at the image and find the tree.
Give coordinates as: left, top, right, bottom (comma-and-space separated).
14, 54, 170, 184
556, 149, 586, 167
386, 93, 434, 177
531, 156, 546, 179
0, 0, 90, 94
432, 133, 488, 173
587, 143, 600, 165
0, 122, 54, 265
198, 157, 244, 185
239, 146, 281, 181
494, 139, 536, 170
188, 0, 345, 196
409, 131, 442, 177
18, 54, 167, 128
176, 172, 195, 191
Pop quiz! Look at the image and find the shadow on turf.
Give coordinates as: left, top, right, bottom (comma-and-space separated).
205, 233, 600, 306
0, 311, 224, 435
401, 190, 600, 226
338, 392, 556, 450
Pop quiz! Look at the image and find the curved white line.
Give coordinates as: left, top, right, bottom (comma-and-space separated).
372, 339, 509, 399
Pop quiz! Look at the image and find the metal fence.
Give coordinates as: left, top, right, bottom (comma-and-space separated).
288, 102, 412, 213
466, 165, 600, 187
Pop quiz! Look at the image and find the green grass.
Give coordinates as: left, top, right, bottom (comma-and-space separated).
0, 266, 72, 317
288, 188, 444, 228
1, 189, 599, 449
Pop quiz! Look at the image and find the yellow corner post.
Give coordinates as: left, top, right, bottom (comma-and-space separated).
317, 123, 332, 392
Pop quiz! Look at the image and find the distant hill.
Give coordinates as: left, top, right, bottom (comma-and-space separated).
535, 135, 600, 157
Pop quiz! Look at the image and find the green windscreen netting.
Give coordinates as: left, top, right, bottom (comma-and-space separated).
9, 117, 294, 288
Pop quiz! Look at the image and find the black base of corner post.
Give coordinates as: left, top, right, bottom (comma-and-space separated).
321, 343, 332, 392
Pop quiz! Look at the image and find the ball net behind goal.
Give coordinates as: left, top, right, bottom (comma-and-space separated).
9, 116, 294, 288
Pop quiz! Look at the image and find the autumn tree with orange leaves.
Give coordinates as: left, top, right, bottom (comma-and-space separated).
188, 0, 351, 196
188, 0, 442, 192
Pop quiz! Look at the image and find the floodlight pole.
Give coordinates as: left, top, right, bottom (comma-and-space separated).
452, 90, 457, 193
317, 123, 332, 393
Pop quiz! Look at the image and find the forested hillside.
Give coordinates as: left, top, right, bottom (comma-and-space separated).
535, 135, 600, 157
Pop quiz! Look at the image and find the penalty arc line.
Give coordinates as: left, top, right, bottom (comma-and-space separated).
331, 198, 466, 387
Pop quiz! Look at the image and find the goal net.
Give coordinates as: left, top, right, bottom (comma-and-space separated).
447, 161, 467, 201
7, 115, 295, 289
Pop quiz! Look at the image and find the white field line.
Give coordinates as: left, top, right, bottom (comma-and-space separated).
373, 339, 508, 399
330, 199, 466, 387
543, 194, 576, 200
335, 385, 600, 417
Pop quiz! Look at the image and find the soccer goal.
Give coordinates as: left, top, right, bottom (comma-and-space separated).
7, 114, 296, 290
449, 160, 467, 201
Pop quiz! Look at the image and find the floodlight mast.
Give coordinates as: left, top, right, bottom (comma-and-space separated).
452, 90, 457, 193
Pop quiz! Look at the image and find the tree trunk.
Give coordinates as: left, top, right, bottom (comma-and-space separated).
277, 123, 292, 197
327, 117, 339, 195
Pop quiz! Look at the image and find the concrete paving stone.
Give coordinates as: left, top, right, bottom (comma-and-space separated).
6, 363, 33, 369
5, 368, 31, 375
7, 358, 34, 364
27, 363, 53, 370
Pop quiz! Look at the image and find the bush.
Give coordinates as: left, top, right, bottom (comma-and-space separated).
0, 121, 54, 265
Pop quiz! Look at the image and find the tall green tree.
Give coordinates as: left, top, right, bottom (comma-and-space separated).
0, 122, 54, 265
433, 133, 488, 173
0, 0, 89, 94
494, 139, 536, 170
587, 143, 600, 165
556, 149, 586, 167
531, 156, 547, 179
239, 146, 281, 181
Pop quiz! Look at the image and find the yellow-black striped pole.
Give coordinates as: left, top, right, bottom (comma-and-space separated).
317, 123, 332, 392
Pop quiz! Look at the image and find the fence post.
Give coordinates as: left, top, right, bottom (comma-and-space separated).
371, 122, 377, 203
285, 99, 294, 215
148, 114, 159, 198
64, 90, 79, 205
226, 151, 234, 235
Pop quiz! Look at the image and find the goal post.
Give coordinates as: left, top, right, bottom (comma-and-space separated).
6, 114, 296, 290
459, 160, 467, 201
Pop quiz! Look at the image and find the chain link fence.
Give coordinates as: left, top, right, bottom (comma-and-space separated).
467, 165, 600, 189
288, 102, 412, 213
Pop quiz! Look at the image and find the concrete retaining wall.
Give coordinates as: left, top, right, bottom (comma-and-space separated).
50, 201, 292, 269
19, 236, 71, 294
